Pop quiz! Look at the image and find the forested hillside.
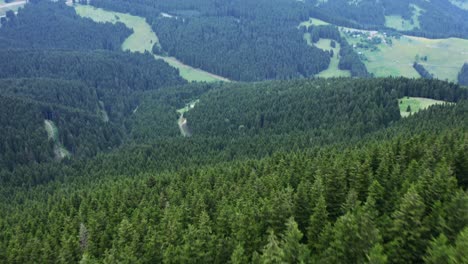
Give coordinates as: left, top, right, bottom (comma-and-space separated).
0, 50, 185, 120
89, 0, 333, 81
0, 1, 131, 50
0, 0, 467, 262
0, 78, 467, 262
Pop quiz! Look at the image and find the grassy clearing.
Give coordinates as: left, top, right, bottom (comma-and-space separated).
75, 5, 159, 53
298, 17, 329, 29
342, 30, 468, 82
450, 0, 468, 10
309, 38, 351, 78
176, 99, 199, 115
385, 16, 416, 31
75, 4, 229, 82
155, 55, 229, 82
44, 120, 71, 159
398, 97, 450, 117
299, 15, 468, 82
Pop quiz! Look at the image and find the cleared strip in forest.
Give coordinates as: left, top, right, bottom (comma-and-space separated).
74, 4, 229, 82
176, 100, 199, 137
44, 120, 71, 160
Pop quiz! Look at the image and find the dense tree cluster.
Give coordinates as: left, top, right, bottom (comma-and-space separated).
459, 63, 468, 86
90, 0, 332, 81
413, 63, 434, 79
0, 104, 467, 262
0, 1, 132, 50
0, 50, 186, 120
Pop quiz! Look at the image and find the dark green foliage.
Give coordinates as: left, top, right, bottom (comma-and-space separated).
0, 75, 466, 262
458, 63, 468, 86
0, 49, 186, 120
0, 1, 132, 50
413, 63, 434, 80
91, 0, 332, 81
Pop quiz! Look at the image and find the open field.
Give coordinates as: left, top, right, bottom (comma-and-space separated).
75, 5, 229, 82
385, 4, 422, 31
44, 120, 71, 159
298, 17, 329, 29
308, 38, 351, 78
75, 5, 159, 53
299, 16, 468, 83
398, 97, 450, 117
341, 28, 468, 82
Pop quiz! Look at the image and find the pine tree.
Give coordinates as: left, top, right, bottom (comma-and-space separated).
307, 195, 328, 253
230, 244, 249, 264
388, 186, 428, 264
367, 243, 388, 264
452, 228, 468, 264
281, 217, 309, 263
260, 230, 285, 264
423, 234, 454, 264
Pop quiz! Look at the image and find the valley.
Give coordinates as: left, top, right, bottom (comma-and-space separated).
300, 17, 468, 82
74, 4, 229, 82
0, 1, 467, 263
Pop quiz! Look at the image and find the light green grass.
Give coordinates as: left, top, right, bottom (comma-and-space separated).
300, 14, 468, 83
385, 16, 416, 31
298, 17, 329, 29
75, 5, 159, 53
398, 97, 450, 117
385, 4, 422, 31
0, 4, 21, 17
44, 120, 71, 159
450, 0, 468, 10
177, 99, 199, 115
342, 29, 468, 82
155, 55, 229, 82
75, 4, 229, 82
312, 39, 351, 78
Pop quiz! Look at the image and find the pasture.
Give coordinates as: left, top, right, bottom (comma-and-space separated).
299, 16, 468, 83
298, 17, 329, 29
385, 4, 422, 31
312, 38, 351, 78
342, 30, 468, 82
398, 97, 449, 117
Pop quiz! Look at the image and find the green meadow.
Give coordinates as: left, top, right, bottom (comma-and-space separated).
298, 17, 329, 29
398, 97, 450, 117
75, 5, 229, 82
299, 15, 468, 83
385, 4, 422, 31
342, 30, 468, 82
312, 39, 351, 78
